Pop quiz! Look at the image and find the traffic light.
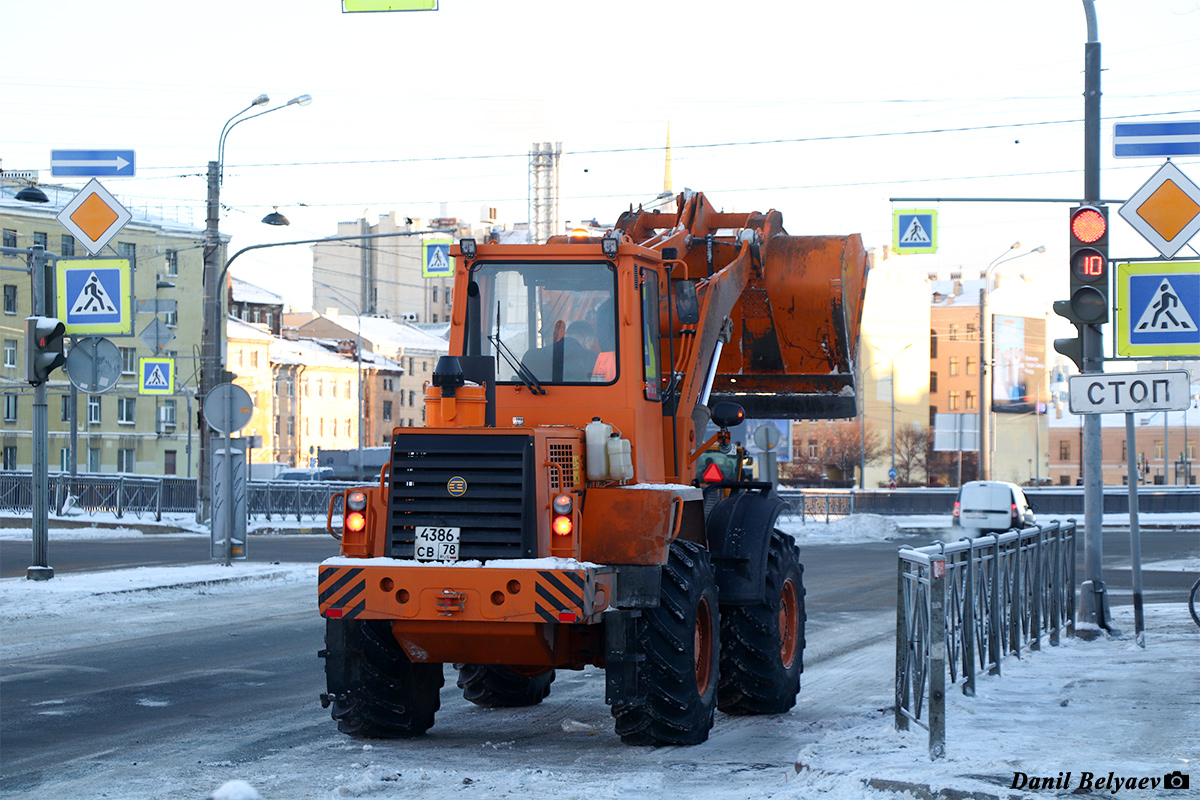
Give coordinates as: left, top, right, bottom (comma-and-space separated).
1053, 205, 1109, 370
24, 316, 66, 385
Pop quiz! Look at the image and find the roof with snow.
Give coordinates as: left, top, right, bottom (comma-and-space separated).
226, 316, 275, 342
231, 276, 284, 306
315, 313, 449, 358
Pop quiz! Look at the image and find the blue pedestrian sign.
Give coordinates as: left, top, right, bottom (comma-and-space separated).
1113, 121, 1200, 159
51, 149, 136, 177
55, 258, 133, 336
139, 357, 175, 395
892, 209, 938, 254
1117, 262, 1200, 358
422, 238, 454, 278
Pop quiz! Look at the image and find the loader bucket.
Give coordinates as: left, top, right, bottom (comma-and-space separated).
709, 234, 868, 420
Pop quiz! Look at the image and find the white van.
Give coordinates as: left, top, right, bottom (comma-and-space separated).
952, 481, 1036, 534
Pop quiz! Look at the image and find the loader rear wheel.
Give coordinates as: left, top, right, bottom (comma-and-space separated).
325, 619, 444, 738
717, 530, 805, 715
611, 539, 720, 746
457, 665, 555, 707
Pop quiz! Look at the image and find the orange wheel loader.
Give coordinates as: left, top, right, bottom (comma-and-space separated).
318, 190, 869, 745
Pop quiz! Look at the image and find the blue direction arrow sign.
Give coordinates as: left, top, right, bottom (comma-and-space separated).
51, 149, 136, 177
1113, 121, 1200, 159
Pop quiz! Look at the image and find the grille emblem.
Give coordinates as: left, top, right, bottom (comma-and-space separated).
447, 476, 467, 496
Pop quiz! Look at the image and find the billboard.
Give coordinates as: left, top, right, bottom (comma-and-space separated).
991, 314, 1046, 414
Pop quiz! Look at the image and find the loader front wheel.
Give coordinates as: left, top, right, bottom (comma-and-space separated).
718, 530, 805, 715
611, 539, 720, 746
324, 619, 444, 738
457, 664, 555, 707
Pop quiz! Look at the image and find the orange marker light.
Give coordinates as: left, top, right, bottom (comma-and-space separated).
552, 515, 573, 536
346, 511, 367, 533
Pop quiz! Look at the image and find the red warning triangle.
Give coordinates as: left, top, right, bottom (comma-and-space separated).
701, 462, 725, 483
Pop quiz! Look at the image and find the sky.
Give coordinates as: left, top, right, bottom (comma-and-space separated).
2, 517, 1196, 799
5, 0, 1200, 312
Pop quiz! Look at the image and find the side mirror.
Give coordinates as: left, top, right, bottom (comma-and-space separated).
675, 280, 699, 325
710, 401, 745, 429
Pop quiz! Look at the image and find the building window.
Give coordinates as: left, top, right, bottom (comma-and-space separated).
117, 448, 136, 473
120, 347, 137, 374
319, 418, 324, 436
60, 448, 70, 471
274, 415, 280, 436
1121, 439, 1127, 460
431, 286, 438, 303
1154, 440, 1164, 459
117, 241, 136, 261
966, 357, 976, 376
165, 450, 177, 475
316, 378, 324, 398
88, 395, 102, 424
949, 357, 959, 376
948, 323, 960, 341
60, 235, 75, 257
33, 231, 48, 248
3, 446, 15, 470
3, 339, 16, 368
930, 371, 939, 394
88, 447, 100, 472
250, 350, 258, 368
344, 379, 352, 398
966, 390, 976, 411
61, 395, 72, 422
948, 391, 960, 411
288, 416, 295, 436
383, 401, 393, 421
2, 230, 16, 249
408, 390, 416, 407
330, 380, 338, 399
967, 323, 977, 339
1059, 441, 1071, 461
164, 309, 178, 328
118, 396, 136, 424
807, 439, 818, 458
287, 378, 295, 397
383, 378, 393, 392
3, 394, 17, 422
165, 249, 179, 276
344, 418, 352, 437
3, 285, 16, 314
930, 330, 938, 359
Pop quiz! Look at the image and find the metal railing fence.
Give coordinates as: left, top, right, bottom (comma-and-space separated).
0, 472, 355, 525
894, 520, 1077, 760
777, 486, 1196, 521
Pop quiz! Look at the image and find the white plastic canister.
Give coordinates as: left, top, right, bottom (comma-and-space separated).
585, 417, 613, 480
606, 434, 634, 481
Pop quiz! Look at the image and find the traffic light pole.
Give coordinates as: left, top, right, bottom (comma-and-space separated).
29, 245, 52, 580
1078, 3, 1112, 630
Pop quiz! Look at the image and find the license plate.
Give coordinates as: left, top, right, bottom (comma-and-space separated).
414, 526, 460, 562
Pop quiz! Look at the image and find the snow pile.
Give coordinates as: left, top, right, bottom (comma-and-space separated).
779, 513, 907, 544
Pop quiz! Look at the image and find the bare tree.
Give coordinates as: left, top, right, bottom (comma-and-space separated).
894, 424, 932, 486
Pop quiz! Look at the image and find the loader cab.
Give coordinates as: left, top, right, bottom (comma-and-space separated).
468, 259, 620, 386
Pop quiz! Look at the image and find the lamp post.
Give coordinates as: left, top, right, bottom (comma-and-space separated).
860, 342, 912, 487
977, 243, 1044, 481
199, 93, 311, 522
315, 281, 365, 479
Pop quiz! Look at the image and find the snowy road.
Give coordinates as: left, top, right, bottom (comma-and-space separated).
1, 517, 1195, 800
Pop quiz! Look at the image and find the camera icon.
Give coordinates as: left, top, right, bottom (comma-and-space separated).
1164, 771, 1190, 790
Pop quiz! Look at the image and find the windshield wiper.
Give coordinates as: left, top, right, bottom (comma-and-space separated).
490, 333, 546, 395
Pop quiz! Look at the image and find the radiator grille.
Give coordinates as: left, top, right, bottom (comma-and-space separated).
548, 440, 581, 491
388, 433, 535, 561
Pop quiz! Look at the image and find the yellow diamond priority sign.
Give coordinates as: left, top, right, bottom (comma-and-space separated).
1117, 162, 1200, 259
56, 179, 132, 257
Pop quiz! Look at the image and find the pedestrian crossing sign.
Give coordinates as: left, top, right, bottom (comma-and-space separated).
139, 357, 175, 395
1116, 261, 1200, 357
56, 258, 133, 335
892, 209, 938, 254
422, 238, 454, 278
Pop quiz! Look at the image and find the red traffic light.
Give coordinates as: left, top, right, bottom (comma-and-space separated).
1070, 207, 1107, 244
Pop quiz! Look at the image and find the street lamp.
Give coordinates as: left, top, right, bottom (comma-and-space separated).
315, 281, 365, 479
199, 93, 311, 523
978, 243, 1044, 480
